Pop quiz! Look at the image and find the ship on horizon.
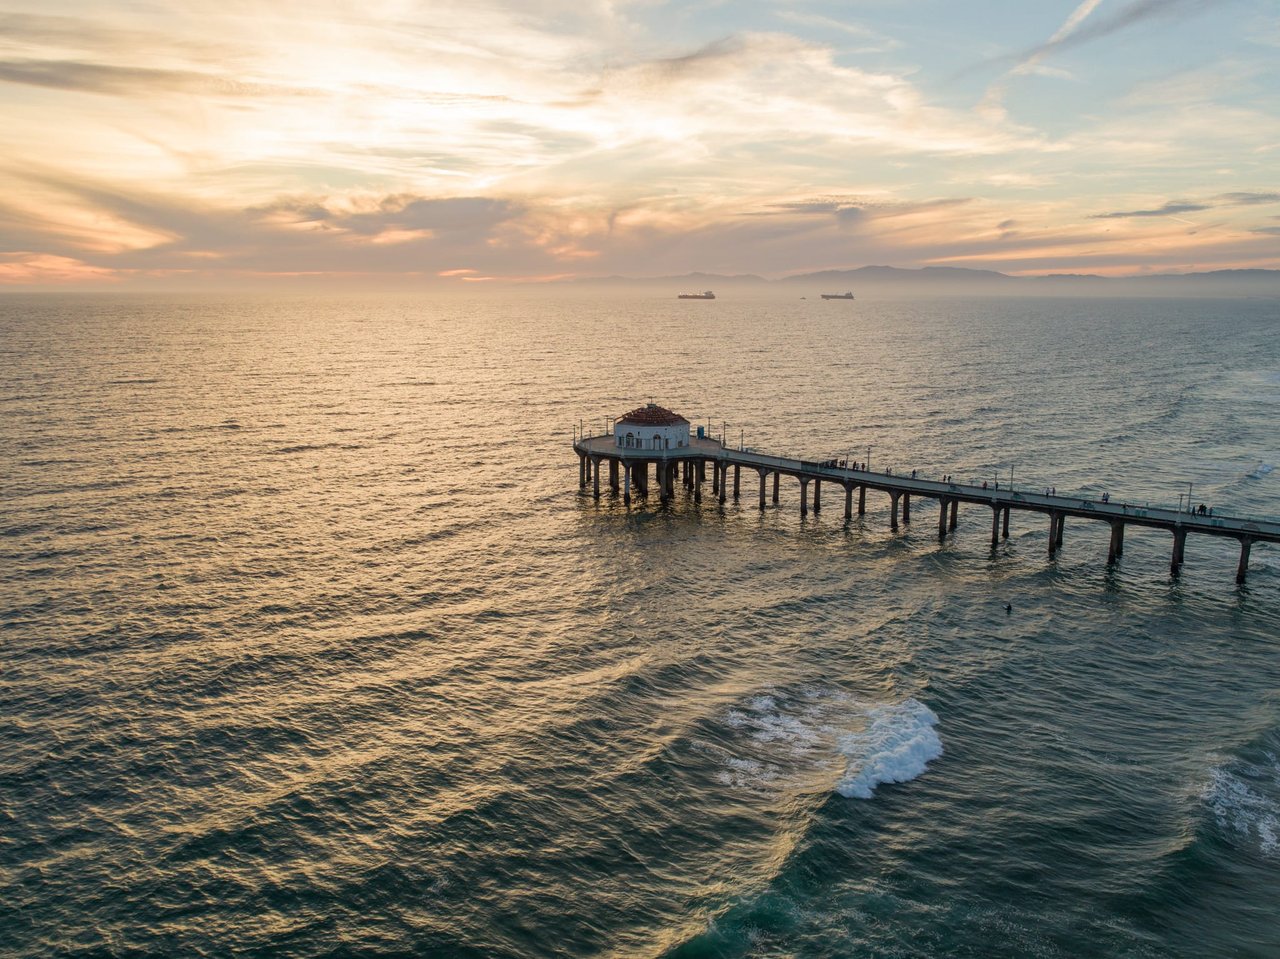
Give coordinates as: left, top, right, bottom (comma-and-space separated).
820, 291, 855, 300
677, 290, 716, 299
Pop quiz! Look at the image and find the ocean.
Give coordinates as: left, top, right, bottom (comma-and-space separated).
2, 292, 1278, 957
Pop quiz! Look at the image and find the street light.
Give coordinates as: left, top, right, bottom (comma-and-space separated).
866, 445, 872, 472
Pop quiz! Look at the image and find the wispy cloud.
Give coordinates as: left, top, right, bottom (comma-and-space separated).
1089, 192, 1280, 218
0, 59, 315, 97
1089, 201, 1210, 219
978, 0, 1220, 121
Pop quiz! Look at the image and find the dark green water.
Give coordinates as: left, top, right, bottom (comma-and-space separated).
2, 293, 1278, 957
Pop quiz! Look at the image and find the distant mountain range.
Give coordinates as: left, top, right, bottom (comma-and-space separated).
566, 266, 1280, 296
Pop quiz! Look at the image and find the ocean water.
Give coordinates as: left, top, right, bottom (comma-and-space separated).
2, 292, 1279, 958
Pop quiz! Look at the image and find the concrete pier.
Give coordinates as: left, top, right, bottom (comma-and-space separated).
574, 431, 1279, 585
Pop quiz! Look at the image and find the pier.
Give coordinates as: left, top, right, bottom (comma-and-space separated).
574, 405, 1278, 585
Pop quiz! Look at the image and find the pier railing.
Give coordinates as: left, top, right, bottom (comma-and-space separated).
572, 429, 1277, 582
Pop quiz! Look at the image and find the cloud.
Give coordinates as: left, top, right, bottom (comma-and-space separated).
1217, 192, 1280, 205
1007, 0, 1215, 67
1087, 192, 1280, 220
268, 195, 522, 237
0, 58, 317, 98
1089, 201, 1210, 219
977, 0, 1218, 121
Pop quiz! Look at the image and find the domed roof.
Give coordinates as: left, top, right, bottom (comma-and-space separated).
617, 403, 689, 427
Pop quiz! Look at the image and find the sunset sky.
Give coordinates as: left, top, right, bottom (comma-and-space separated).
1, 0, 1278, 287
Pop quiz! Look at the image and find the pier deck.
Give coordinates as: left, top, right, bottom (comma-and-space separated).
573, 434, 1278, 584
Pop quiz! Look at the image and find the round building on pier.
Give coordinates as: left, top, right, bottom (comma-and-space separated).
614, 403, 690, 451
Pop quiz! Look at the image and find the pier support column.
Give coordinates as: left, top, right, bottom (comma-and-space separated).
734, 465, 740, 500
697, 460, 705, 486
773, 472, 780, 505
939, 499, 949, 540
890, 492, 900, 530
1055, 515, 1065, 548
991, 506, 1000, 546
592, 457, 600, 499
759, 470, 767, 511
949, 499, 959, 531
1171, 528, 1186, 575
858, 485, 866, 515
719, 464, 727, 504
1107, 521, 1124, 565
1048, 512, 1059, 557
844, 483, 853, 521
1237, 538, 1252, 585
902, 493, 910, 523
800, 479, 809, 517
694, 465, 702, 504
711, 462, 719, 495
579, 453, 587, 488
1002, 507, 1010, 539
637, 461, 648, 497
609, 458, 619, 493
624, 464, 631, 506
813, 480, 822, 514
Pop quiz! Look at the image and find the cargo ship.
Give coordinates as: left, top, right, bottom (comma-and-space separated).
677, 291, 716, 299
820, 292, 854, 300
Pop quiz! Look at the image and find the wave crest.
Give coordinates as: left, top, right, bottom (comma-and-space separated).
835, 698, 943, 799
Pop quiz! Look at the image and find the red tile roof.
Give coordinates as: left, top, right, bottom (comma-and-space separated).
617, 403, 689, 426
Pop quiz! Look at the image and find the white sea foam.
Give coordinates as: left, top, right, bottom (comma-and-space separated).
714, 688, 942, 798
1247, 462, 1274, 479
1203, 758, 1280, 858
835, 698, 943, 799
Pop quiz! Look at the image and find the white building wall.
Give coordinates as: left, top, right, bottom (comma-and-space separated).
614, 422, 690, 451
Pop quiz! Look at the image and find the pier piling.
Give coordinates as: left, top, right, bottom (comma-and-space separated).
1107, 521, 1124, 565
1238, 538, 1252, 584
1171, 528, 1187, 575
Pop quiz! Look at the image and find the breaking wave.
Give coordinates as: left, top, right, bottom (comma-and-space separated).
711, 689, 942, 799
836, 698, 943, 799
1202, 755, 1280, 858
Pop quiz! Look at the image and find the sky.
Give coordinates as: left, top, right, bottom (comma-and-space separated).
1, 0, 1278, 288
